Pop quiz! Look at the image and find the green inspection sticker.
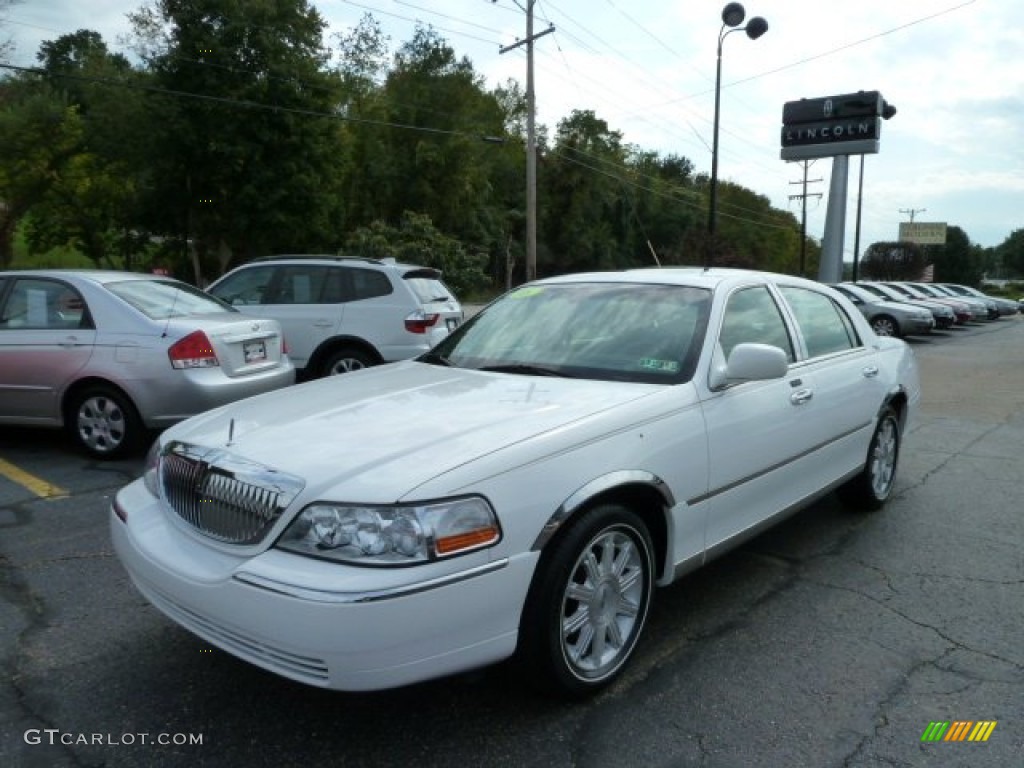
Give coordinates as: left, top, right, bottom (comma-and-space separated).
510, 286, 545, 299
639, 358, 680, 373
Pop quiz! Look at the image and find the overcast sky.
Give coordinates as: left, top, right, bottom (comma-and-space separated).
4, 0, 1022, 258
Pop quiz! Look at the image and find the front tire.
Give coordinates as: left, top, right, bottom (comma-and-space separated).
68, 385, 143, 459
839, 406, 901, 511
520, 503, 654, 697
871, 315, 900, 337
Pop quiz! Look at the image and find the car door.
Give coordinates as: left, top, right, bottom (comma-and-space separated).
697, 284, 825, 551
0, 277, 97, 422
776, 284, 887, 479
214, 264, 343, 370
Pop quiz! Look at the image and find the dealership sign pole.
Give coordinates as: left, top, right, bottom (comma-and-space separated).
781, 91, 896, 283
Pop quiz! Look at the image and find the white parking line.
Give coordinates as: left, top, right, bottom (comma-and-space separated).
0, 457, 69, 499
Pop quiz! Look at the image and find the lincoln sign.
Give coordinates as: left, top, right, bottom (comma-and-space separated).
780, 90, 893, 161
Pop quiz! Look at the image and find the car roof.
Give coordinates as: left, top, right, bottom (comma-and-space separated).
247, 255, 428, 272
0, 269, 176, 285
535, 267, 834, 293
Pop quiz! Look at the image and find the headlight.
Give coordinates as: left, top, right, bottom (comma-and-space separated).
142, 440, 162, 497
276, 496, 501, 565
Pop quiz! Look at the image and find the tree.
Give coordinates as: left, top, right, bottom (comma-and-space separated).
924, 225, 983, 285
0, 79, 83, 267
375, 25, 509, 249
127, 0, 347, 282
25, 31, 152, 269
859, 241, 927, 281
540, 110, 629, 275
996, 228, 1024, 279
344, 211, 488, 297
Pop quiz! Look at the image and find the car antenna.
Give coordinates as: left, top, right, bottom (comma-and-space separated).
161, 277, 181, 338
646, 240, 661, 267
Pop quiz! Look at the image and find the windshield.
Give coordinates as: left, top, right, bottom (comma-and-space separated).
106, 279, 235, 319
425, 281, 711, 384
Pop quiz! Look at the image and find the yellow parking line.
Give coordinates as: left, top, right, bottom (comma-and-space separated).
0, 457, 69, 499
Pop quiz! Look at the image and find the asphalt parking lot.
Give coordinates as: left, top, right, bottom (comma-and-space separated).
2, 317, 1022, 767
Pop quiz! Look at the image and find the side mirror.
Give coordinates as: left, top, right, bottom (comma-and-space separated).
710, 342, 788, 389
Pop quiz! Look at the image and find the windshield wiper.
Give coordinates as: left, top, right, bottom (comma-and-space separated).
419, 351, 454, 367
478, 364, 572, 378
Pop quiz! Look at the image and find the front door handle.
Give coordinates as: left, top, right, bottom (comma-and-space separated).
790, 388, 814, 405
862, 365, 880, 378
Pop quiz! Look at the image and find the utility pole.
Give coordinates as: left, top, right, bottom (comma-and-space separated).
499, 1, 554, 283
788, 160, 822, 277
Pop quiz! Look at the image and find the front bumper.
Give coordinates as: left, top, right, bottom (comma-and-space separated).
111, 479, 536, 691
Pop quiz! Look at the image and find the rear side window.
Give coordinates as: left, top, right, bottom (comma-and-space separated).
349, 268, 393, 301
779, 286, 860, 358
0, 278, 92, 330
268, 266, 334, 304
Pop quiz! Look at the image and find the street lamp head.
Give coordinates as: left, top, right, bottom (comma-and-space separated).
722, 2, 746, 27
745, 16, 768, 40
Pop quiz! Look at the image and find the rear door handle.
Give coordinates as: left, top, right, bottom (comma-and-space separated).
862, 365, 880, 378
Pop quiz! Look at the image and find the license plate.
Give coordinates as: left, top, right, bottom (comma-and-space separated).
446, 318, 459, 331
243, 340, 267, 363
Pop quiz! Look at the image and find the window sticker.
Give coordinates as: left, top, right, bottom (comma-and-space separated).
639, 358, 680, 373
510, 286, 545, 299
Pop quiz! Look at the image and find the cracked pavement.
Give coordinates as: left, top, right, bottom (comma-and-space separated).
1, 319, 1022, 767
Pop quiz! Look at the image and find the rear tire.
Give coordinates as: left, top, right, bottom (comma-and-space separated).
319, 346, 375, 377
519, 503, 654, 697
839, 406, 900, 511
68, 385, 143, 459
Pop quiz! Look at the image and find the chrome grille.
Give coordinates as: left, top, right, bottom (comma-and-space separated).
160, 442, 305, 545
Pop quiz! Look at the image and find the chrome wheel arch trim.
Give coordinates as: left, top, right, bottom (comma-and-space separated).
531, 470, 675, 552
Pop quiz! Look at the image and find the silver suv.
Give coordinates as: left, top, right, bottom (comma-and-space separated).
207, 256, 462, 378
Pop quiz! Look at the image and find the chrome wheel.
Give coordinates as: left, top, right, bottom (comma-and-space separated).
520, 503, 653, 696
838, 406, 901, 511
327, 356, 367, 375
868, 414, 898, 498
320, 347, 374, 377
560, 528, 646, 678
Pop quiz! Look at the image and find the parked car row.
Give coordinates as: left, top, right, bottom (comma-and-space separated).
833, 281, 1020, 338
0, 257, 462, 458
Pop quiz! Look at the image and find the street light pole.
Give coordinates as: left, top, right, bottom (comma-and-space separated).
707, 3, 768, 262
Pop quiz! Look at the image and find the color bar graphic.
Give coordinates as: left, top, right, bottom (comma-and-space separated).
921, 721, 997, 742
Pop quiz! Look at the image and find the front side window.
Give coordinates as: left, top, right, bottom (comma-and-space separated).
717, 285, 795, 363
427, 281, 712, 384
778, 286, 859, 358
208, 266, 275, 306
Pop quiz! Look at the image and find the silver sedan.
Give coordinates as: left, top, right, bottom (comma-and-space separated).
0, 270, 294, 458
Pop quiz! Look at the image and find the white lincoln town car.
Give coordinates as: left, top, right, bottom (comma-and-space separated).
112, 268, 921, 696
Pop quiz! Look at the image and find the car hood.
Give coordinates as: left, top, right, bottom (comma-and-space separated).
161, 361, 662, 500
